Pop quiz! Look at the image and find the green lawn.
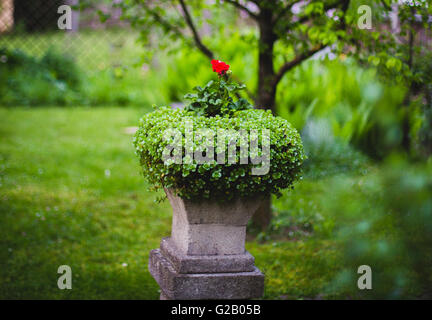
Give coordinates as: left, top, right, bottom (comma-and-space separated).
0, 107, 343, 299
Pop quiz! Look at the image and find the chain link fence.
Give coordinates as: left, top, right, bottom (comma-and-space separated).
0, 1, 163, 107
0, 0, 135, 69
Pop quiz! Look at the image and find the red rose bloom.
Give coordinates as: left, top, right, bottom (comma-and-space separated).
211, 59, 230, 75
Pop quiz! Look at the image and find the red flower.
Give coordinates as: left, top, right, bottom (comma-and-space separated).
211, 59, 230, 75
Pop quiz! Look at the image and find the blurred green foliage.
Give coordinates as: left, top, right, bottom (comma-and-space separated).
301, 118, 369, 179
254, 126, 371, 242
277, 59, 410, 159
325, 157, 432, 299
0, 30, 167, 107
0, 48, 82, 106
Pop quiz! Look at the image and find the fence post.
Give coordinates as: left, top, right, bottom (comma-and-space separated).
0, 0, 14, 33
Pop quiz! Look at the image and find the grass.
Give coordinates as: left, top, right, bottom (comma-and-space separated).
0, 106, 163, 299
0, 106, 350, 299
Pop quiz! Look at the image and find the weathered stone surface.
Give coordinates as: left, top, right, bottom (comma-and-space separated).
159, 292, 170, 300
165, 188, 263, 255
160, 237, 255, 274
182, 224, 246, 255
149, 249, 264, 300
149, 190, 265, 299
165, 188, 263, 225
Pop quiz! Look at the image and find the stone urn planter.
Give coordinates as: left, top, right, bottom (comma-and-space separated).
149, 189, 265, 300
133, 60, 306, 300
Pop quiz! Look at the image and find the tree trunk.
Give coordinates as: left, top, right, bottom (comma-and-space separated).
255, 8, 276, 114
251, 8, 276, 230
251, 195, 272, 231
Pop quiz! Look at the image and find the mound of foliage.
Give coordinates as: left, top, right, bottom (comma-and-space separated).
134, 61, 306, 201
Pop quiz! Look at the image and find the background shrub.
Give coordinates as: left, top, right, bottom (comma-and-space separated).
325, 157, 432, 299
0, 48, 82, 106
301, 118, 369, 179
276, 59, 407, 159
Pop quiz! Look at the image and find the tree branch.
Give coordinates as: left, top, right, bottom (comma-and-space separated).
380, 0, 392, 11
178, 0, 214, 59
273, 44, 326, 87
141, 3, 185, 40
175, 1, 255, 101
286, 0, 348, 31
274, 1, 301, 23
223, 0, 259, 20
273, 0, 351, 87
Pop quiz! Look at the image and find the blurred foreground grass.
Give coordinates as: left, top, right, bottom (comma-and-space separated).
0, 107, 345, 299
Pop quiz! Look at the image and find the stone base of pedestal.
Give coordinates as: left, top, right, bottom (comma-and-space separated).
149, 245, 264, 300
160, 237, 256, 273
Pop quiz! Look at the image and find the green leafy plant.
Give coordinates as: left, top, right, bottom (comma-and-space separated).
134, 61, 305, 202
134, 107, 305, 201
184, 60, 252, 116
184, 79, 252, 117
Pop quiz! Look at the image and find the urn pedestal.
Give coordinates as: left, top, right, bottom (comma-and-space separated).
148, 189, 265, 300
